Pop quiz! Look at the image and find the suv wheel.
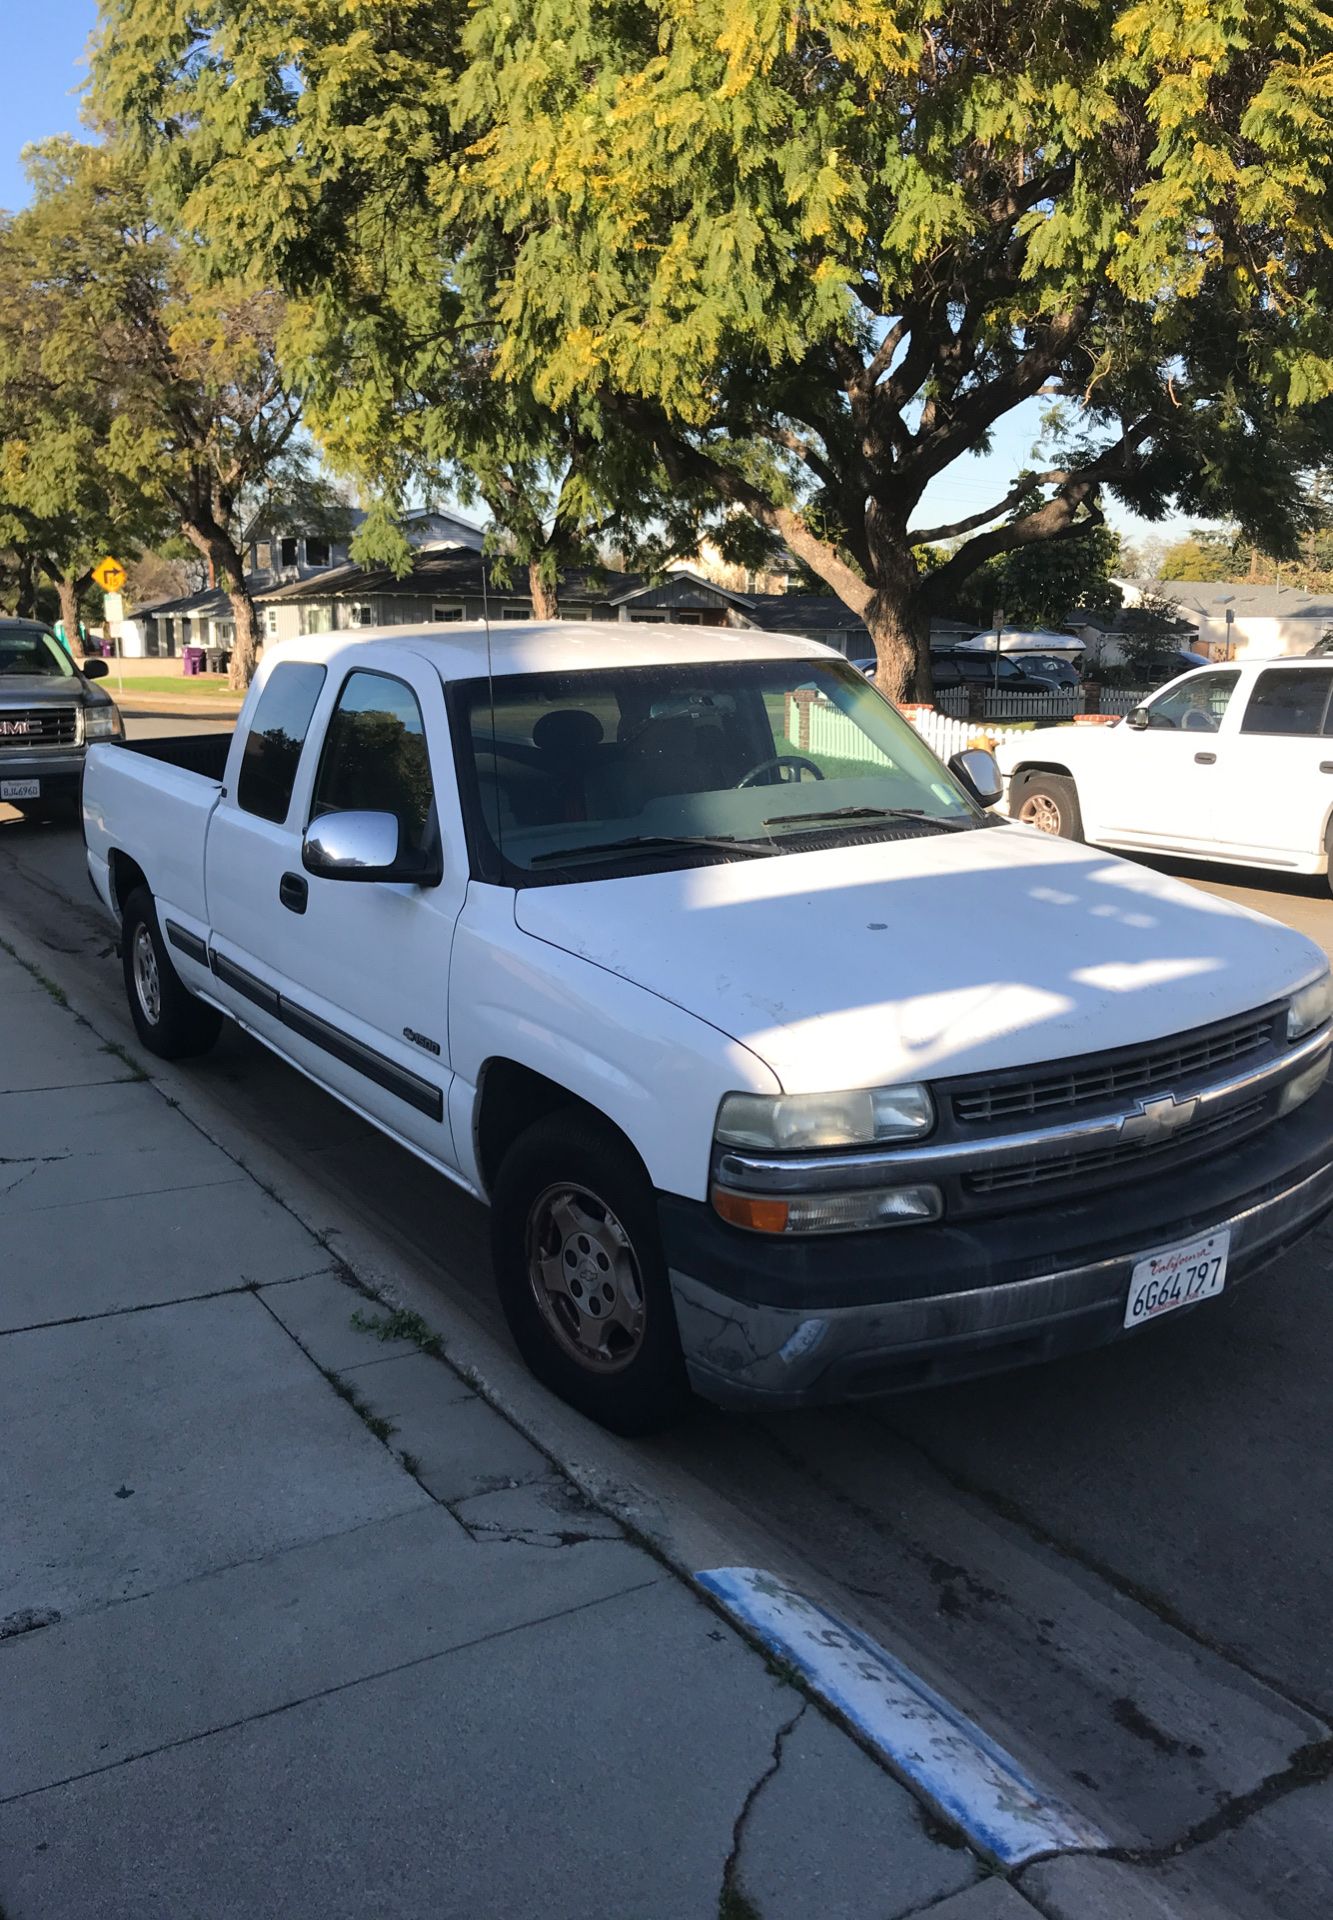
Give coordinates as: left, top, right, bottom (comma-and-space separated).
490, 1112, 691, 1434
1015, 773, 1083, 840
120, 887, 224, 1059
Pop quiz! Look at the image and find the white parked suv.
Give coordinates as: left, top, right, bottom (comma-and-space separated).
81, 626, 1333, 1431
1001, 658, 1333, 888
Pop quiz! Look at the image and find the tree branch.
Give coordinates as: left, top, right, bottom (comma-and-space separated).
910, 469, 1073, 544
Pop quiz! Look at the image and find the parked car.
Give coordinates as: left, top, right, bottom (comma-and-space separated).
1013, 653, 1083, 689
1000, 657, 1333, 889
0, 618, 123, 820
929, 649, 1056, 695
84, 625, 1333, 1431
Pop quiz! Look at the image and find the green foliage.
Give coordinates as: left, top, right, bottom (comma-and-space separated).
1159, 530, 1247, 581
90, 0, 1333, 694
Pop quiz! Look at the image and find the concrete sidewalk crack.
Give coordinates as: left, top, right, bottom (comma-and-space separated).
717, 1700, 808, 1920
0, 1272, 335, 1339
1098, 1733, 1333, 1869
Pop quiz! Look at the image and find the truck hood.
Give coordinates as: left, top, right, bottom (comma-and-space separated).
0, 675, 84, 701
513, 825, 1327, 1092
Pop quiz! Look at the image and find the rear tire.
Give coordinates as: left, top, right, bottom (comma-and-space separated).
120, 887, 223, 1060
1014, 772, 1083, 840
490, 1112, 691, 1434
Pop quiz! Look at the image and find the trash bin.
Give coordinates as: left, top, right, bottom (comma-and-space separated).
205, 648, 227, 675
182, 647, 205, 676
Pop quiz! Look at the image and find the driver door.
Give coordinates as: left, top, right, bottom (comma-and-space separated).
1083, 669, 1241, 850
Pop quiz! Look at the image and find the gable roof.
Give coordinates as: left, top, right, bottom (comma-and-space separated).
256, 550, 642, 604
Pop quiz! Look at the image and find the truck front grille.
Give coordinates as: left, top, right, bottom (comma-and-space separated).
965, 1095, 1269, 1196
0, 707, 79, 748
950, 1011, 1278, 1128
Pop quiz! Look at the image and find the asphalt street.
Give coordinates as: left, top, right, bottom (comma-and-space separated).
4, 711, 1332, 1915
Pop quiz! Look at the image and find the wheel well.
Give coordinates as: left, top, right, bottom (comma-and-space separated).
108, 850, 149, 915
474, 1059, 641, 1195
1009, 761, 1075, 784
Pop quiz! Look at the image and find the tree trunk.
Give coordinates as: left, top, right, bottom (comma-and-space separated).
528, 558, 558, 620
55, 577, 81, 657
865, 592, 932, 703
181, 520, 261, 690
14, 554, 37, 619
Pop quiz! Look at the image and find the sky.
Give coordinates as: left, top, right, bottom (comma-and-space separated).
1, 0, 1187, 554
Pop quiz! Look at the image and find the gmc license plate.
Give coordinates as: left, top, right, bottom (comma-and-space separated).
1124, 1228, 1230, 1330
0, 780, 39, 801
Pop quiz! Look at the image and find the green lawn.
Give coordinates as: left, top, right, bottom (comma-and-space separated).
107, 674, 241, 699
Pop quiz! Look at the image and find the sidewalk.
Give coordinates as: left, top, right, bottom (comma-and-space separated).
0, 928, 1030, 1920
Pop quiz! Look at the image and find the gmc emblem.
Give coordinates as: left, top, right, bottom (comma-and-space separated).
0, 719, 35, 737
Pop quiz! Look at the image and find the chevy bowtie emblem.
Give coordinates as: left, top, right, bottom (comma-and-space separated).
1118, 1092, 1199, 1143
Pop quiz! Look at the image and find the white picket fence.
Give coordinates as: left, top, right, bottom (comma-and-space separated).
902, 707, 1028, 759
933, 686, 1148, 723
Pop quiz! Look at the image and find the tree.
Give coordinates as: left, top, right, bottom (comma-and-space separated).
94, 2, 1333, 698
4, 140, 311, 688
946, 499, 1122, 628
1159, 529, 1246, 582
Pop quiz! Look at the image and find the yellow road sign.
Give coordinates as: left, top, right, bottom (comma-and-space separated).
92, 556, 127, 594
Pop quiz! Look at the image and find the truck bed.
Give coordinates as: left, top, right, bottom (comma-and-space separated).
83, 736, 231, 928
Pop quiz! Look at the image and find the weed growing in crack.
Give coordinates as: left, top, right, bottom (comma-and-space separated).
0, 936, 67, 1005
718, 1891, 762, 1920
323, 1367, 397, 1445
399, 1451, 422, 1477
100, 1040, 148, 1081
351, 1306, 443, 1358
763, 1654, 802, 1690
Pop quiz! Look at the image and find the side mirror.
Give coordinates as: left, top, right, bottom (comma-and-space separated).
81, 659, 109, 680
1127, 707, 1150, 731
948, 747, 1003, 809
302, 810, 441, 886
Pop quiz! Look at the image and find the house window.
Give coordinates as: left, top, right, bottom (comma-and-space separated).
305, 537, 330, 568
299, 603, 334, 636
350, 604, 374, 627
265, 609, 280, 637
279, 537, 299, 567
431, 605, 465, 622
254, 541, 272, 570
629, 612, 666, 623
501, 606, 531, 620
559, 605, 590, 620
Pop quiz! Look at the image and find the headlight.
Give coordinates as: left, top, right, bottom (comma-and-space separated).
715, 1084, 934, 1152
1287, 971, 1333, 1042
712, 1183, 942, 1235
83, 705, 123, 742
1278, 1050, 1331, 1117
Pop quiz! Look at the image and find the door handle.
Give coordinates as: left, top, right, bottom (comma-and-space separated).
279, 872, 309, 915
1321, 763, 1333, 775
1194, 752, 1216, 765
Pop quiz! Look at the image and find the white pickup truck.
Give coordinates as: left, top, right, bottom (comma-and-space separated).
1001, 657, 1333, 885
84, 625, 1333, 1432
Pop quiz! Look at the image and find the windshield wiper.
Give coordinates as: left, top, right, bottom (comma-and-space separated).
531, 832, 776, 867
762, 805, 978, 833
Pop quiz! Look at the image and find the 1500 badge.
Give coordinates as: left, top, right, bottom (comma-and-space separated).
403, 1026, 441, 1057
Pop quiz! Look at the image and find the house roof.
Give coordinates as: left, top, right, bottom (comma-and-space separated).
256, 551, 641, 604
128, 587, 233, 620
1126, 578, 1333, 620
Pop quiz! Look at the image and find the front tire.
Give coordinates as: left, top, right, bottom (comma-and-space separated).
1014, 772, 1083, 840
490, 1112, 691, 1434
120, 887, 224, 1060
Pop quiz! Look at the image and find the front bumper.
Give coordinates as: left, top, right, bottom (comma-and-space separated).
662, 1084, 1333, 1408
0, 752, 84, 798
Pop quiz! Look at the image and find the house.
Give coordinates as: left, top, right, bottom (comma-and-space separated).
1115, 578, 1333, 661
115, 507, 488, 658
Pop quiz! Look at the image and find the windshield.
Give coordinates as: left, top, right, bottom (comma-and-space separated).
0, 627, 74, 679
454, 657, 984, 880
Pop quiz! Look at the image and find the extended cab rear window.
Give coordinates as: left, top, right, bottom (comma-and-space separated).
237, 663, 328, 822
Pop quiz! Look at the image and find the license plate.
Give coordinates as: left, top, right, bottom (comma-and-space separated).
0, 779, 39, 801
1124, 1228, 1230, 1330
